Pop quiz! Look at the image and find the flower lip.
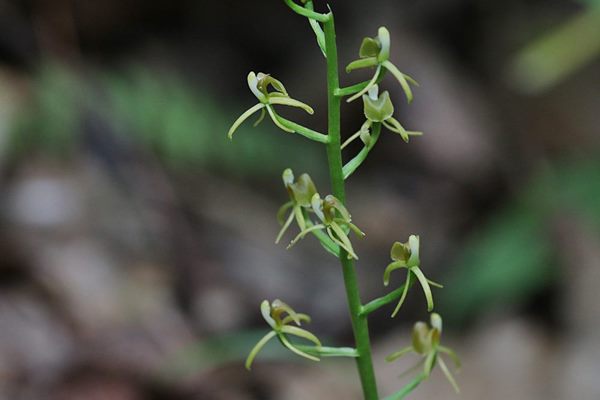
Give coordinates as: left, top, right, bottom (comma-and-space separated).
363, 86, 394, 122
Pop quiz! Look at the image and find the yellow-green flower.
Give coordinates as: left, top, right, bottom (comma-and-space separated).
287, 192, 364, 259
245, 299, 321, 370
383, 235, 443, 316
342, 85, 422, 149
346, 26, 418, 103
276, 168, 319, 244
228, 72, 314, 139
386, 313, 461, 393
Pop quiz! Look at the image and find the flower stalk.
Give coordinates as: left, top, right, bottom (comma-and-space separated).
227, 1, 458, 399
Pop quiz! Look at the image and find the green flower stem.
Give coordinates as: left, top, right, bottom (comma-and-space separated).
295, 345, 359, 358
359, 279, 415, 317
335, 69, 387, 97
342, 123, 382, 180
323, 14, 379, 400
283, 0, 330, 22
382, 373, 427, 400
274, 114, 330, 143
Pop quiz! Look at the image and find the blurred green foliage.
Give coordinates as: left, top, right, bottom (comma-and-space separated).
509, 4, 600, 93
9, 63, 325, 177
441, 159, 600, 322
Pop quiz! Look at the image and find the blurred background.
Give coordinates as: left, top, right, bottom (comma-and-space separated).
0, 0, 599, 399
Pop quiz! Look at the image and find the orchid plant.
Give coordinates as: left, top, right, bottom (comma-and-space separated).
227, 1, 459, 399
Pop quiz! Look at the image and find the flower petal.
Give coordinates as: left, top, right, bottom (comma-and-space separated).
268, 96, 314, 114
253, 107, 266, 127
438, 356, 460, 393
391, 273, 411, 318
278, 333, 320, 362
411, 267, 434, 312
266, 105, 295, 133
275, 209, 295, 244
281, 325, 322, 347
346, 56, 378, 73
383, 260, 408, 286
385, 346, 413, 362
287, 224, 325, 249
245, 330, 277, 370
260, 300, 276, 328
227, 103, 265, 139
347, 64, 382, 103
382, 60, 414, 103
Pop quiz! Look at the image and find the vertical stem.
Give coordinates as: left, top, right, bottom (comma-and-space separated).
323, 14, 379, 400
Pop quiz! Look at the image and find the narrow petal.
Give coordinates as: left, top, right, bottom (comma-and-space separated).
347, 64, 382, 103
397, 360, 426, 381
412, 267, 435, 312
326, 195, 352, 222
276, 201, 294, 224
404, 73, 419, 86
245, 330, 277, 370
260, 300, 276, 328
423, 351, 436, 376
272, 300, 302, 325
383, 260, 408, 286
266, 105, 295, 133
438, 346, 461, 369
438, 356, 460, 393
293, 205, 306, 231
268, 97, 314, 114
281, 313, 311, 326
376, 27, 391, 61
341, 129, 363, 150
345, 57, 378, 72
427, 278, 444, 288
276, 210, 295, 244
253, 107, 266, 127
328, 223, 359, 259
287, 224, 326, 249
383, 118, 409, 142
391, 274, 412, 318
278, 333, 320, 362
385, 346, 413, 362
281, 325, 322, 347
227, 103, 265, 139
348, 222, 366, 238
382, 60, 414, 103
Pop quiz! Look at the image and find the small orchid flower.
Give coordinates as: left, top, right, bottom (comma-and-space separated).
245, 299, 322, 370
288, 192, 365, 260
346, 26, 418, 103
386, 313, 461, 393
276, 168, 319, 244
383, 235, 443, 316
342, 85, 422, 149
228, 72, 315, 139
